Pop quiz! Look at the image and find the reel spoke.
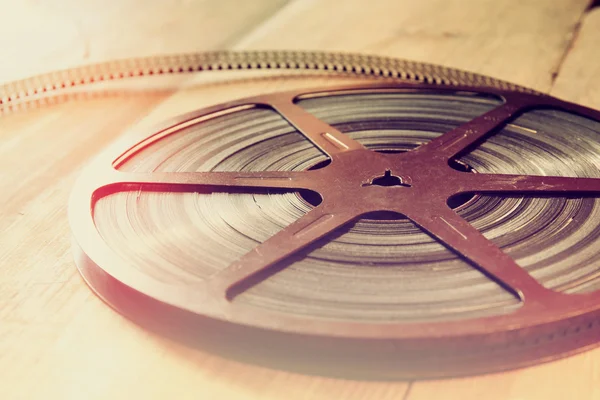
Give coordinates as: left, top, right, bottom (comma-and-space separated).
210, 205, 357, 300
456, 173, 600, 195
414, 99, 527, 159
404, 204, 557, 303
270, 97, 366, 157
100, 170, 317, 193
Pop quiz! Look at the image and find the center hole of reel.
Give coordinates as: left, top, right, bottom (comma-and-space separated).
297, 155, 478, 213
363, 170, 411, 188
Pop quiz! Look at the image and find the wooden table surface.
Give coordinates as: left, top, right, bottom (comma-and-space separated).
1, 1, 600, 399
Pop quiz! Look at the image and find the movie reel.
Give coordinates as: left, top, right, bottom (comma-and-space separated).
0, 51, 581, 378
66, 83, 600, 378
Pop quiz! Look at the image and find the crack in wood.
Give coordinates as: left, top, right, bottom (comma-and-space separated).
549, 5, 592, 90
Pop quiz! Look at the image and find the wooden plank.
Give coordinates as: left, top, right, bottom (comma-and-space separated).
0, 0, 289, 84
235, 0, 589, 92
407, 352, 600, 400
551, 8, 600, 109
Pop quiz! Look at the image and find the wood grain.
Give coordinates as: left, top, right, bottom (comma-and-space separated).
407, 354, 600, 400
235, 0, 589, 92
1, 1, 600, 399
0, 0, 290, 84
551, 7, 600, 109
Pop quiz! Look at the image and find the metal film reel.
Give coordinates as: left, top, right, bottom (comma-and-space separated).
67, 75, 600, 378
